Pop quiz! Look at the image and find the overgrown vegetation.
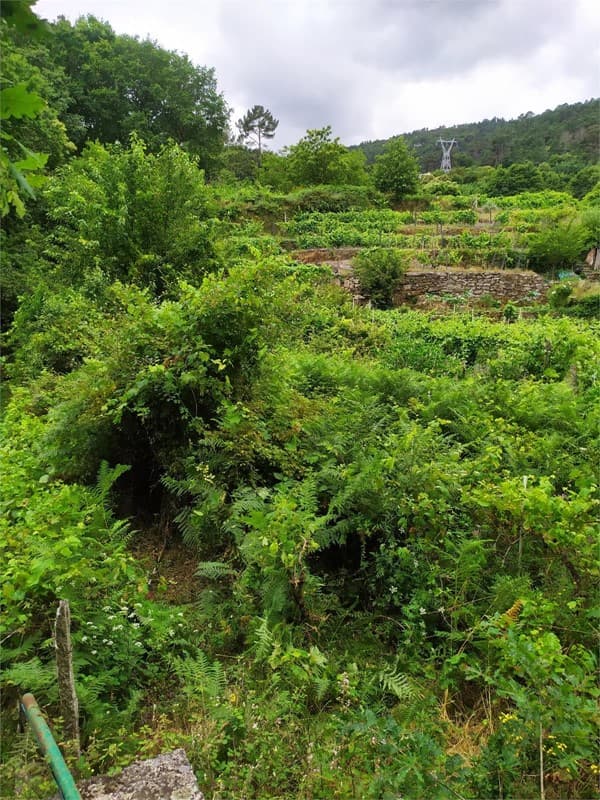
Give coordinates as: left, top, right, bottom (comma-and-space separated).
1, 11, 599, 800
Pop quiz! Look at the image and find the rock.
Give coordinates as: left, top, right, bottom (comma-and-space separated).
49, 749, 203, 800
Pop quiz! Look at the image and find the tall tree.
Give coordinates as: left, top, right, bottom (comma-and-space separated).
236, 104, 278, 165
286, 126, 368, 187
48, 16, 230, 177
372, 136, 419, 201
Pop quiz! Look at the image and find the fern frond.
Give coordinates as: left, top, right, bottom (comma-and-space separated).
254, 617, 274, 661
1, 658, 55, 694
109, 518, 133, 541
94, 461, 130, 506
195, 561, 235, 580
161, 474, 190, 498
170, 652, 226, 700
378, 663, 418, 701
501, 598, 524, 627
311, 673, 331, 703
228, 487, 271, 520
260, 574, 290, 618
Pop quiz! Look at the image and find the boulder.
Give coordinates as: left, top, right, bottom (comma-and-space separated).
49, 749, 203, 800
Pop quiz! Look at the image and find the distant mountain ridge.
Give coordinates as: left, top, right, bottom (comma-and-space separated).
355, 99, 599, 171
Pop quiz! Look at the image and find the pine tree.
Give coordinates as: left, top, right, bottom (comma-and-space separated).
236, 105, 278, 165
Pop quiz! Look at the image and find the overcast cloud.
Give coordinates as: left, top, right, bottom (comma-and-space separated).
36, 0, 600, 148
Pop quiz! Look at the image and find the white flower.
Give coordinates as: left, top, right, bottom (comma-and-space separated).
419, 607, 426, 615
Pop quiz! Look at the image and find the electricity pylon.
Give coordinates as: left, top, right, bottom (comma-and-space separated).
437, 138, 457, 172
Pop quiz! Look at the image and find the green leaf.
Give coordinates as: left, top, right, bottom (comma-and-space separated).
7, 161, 36, 199
0, 84, 45, 120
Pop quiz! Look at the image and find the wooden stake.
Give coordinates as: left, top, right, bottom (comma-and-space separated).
55, 600, 80, 756
539, 719, 545, 800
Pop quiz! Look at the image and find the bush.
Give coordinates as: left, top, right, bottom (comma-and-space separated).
547, 280, 577, 309
527, 221, 589, 273
353, 248, 407, 309
285, 185, 385, 213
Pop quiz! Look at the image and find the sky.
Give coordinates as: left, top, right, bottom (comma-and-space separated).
36, 0, 600, 149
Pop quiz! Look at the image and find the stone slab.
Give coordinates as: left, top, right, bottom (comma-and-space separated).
49, 749, 203, 800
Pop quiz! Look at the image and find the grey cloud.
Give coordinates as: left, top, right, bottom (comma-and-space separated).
212, 0, 594, 145
36, 0, 600, 147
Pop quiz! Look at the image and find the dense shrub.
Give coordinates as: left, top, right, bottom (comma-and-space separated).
353, 248, 407, 308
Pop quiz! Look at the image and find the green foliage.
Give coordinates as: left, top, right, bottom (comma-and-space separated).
353, 247, 407, 308
218, 144, 259, 182
421, 176, 461, 196
487, 160, 545, 195
257, 150, 293, 191
286, 126, 368, 187
494, 189, 575, 208
378, 662, 418, 701
236, 105, 278, 164
48, 16, 230, 175
0, 4, 69, 217
39, 138, 218, 294
1, 0, 47, 37
527, 218, 589, 273
170, 651, 226, 701
0, 401, 136, 640
465, 609, 599, 797
0, 81, 48, 216
372, 136, 419, 201
357, 99, 600, 172
2, 50, 599, 796
0, 27, 74, 167
570, 163, 600, 199
284, 184, 385, 213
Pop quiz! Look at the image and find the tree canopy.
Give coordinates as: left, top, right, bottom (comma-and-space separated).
47, 16, 230, 176
372, 136, 419, 201
285, 126, 368, 187
357, 99, 600, 171
236, 105, 278, 164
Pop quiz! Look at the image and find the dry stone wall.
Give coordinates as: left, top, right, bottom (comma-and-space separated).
293, 249, 551, 305
394, 268, 549, 305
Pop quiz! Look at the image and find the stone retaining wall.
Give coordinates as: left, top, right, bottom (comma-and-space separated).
394, 269, 549, 305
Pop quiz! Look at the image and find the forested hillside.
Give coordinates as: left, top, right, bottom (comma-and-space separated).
357, 99, 600, 171
1, 8, 599, 800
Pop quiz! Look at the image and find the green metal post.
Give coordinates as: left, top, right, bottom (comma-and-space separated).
20, 693, 82, 800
